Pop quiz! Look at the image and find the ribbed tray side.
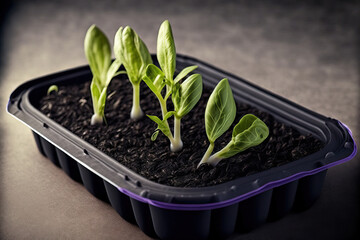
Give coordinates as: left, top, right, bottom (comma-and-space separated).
32, 130, 329, 240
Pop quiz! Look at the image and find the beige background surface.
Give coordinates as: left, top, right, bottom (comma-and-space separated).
1, 0, 359, 239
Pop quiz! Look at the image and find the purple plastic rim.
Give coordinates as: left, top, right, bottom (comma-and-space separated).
116, 121, 356, 211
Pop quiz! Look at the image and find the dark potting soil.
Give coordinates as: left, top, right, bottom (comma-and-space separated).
39, 75, 324, 187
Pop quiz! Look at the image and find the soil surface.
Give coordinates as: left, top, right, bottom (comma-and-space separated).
39, 76, 323, 187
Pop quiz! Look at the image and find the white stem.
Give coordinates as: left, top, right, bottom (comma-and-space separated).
159, 98, 168, 120
197, 142, 215, 168
131, 106, 144, 120
157, 96, 180, 151
171, 116, 183, 152
91, 113, 103, 125
206, 141, 234, 166
207, 155, 223, 167
130, 83, 144, 120
170, 137, 183, 152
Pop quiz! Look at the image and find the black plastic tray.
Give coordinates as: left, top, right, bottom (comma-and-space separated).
7, 54, 356, 240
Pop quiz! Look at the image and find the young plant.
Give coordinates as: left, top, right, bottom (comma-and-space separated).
114, 26, 153, 120
47, 85, 58, 95
84, 24, 122, 125
143, 20, 202, 152
198, 78, 269, 167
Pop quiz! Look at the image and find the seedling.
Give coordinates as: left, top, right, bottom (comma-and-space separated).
143, 20, 202, 152
84, 24, 122, 125
198, 78, 269, 167
47, 85, 58, 95
114, 26, 153, 120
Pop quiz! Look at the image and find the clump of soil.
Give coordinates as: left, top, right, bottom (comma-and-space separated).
39, 76, 323, 187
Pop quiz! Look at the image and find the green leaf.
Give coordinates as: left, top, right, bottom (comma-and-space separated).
171, 82, 181, 112
114, 27, 123, 60
97, 87, 108, 117
134, 33, 153, 76
151, 130, 160, 141
84, 25, 111, 86
163, 111, 175, 121
174, 65, 198, 83
143, 75, 161, 98
106, 59, 122, 86
232, 114, 258, 138
113, 70, 127, 77
114, 26, 152, 85
217, 114, 269, 158
205, 78, 236, 143
147, 115, 172, 138
233, 114, 269, 145
143, 64, 166, 94
120, 27, 143, 84
157, 20, 176, 82
147, 115, 162, 125
176, 74, 203, 118
90, 79, 101, 115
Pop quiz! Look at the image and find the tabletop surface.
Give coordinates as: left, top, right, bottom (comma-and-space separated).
1, 0, 359, 239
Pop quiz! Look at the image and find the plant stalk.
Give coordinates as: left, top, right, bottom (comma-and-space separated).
158, 98, 168, 119
206, 141, 234, 166
130, 83, 144, 120
157, 97, 185, 152
211, 141, 233, 157
197, 142, 215, 168
171, 116, 183, 152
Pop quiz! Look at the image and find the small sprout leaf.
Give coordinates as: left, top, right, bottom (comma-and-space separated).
114, 27, 123, 60
90, 80, 100, 115
151, 130, 160, 141
47, 85, 58, 95
106, 59, 122, 86
157, 20, 176, 81
217, 114, 269, 159
144, 64, 165, 93
97, 88, 108, 118
176, 74, 203, 118
172, 82, 181, 112
115, 26, 152, 81
118, 27, 142, 83
113, 70, 127, 77
147, 115, 172, 138
232, 114, 260, 138
143, 75, 161, 98
134, 33, 153, 76
147, 115, 163, 126
164, 111, 176, 121
205, 78, 236, 143
174, 65, 198, 83
84, 25, 111, 86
